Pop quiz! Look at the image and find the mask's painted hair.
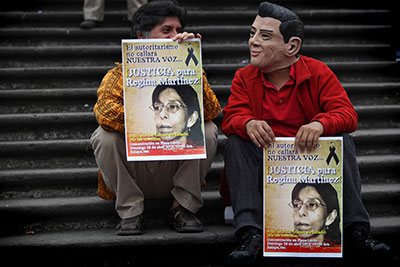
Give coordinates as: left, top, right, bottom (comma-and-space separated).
258, 1, 305, 43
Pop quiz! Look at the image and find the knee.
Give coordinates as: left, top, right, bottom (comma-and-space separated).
336, 132, 356, 154
225, 134, 251, 153
336, 132, 350, 141
91, 126, 124, 153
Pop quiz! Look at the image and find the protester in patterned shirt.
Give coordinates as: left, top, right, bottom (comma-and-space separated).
91, 0, 221, 235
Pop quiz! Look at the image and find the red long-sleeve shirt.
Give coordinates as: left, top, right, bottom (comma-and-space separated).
222, 55, 358, 138
219, 55, 358, 206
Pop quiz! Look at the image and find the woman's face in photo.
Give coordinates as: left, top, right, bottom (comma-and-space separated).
292, 186, 329, 239
153, 88, 189, 142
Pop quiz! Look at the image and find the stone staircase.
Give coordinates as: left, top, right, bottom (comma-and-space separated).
0, 0, 399, 265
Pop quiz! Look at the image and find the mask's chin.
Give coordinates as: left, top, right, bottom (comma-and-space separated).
252, 56, 299, 73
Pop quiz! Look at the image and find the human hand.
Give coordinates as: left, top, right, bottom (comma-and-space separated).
294, 121, 324, 153
245, 119, 275, 148
172, 32, 202, 43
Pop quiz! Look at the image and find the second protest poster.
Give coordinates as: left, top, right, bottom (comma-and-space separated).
122, 39, 205, 161
263, 137, 343, 258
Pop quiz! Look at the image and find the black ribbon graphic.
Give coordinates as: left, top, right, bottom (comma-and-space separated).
326, 143, 340, 165
185, 47, 198, 67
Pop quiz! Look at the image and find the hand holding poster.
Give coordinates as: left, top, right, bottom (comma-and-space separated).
122, 39, 205, 161
263, 137, 343, 258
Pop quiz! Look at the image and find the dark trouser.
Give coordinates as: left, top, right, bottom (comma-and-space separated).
225, 133, 370, 234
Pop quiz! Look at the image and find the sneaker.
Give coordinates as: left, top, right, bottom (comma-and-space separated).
115, 214, 145, 235
346, 226, 392, 258
169, 205, 203, 233
228, 227, 262, 264
80, 20, 99, 29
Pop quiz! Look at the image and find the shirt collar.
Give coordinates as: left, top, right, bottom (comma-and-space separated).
261, 64, 296, 90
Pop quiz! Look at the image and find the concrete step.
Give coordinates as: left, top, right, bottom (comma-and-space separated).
0, 226, 236, 250
213, 82, 400, 106
3, 0, 394, 11
362, 183, 400, 215
208, 61, 400, 84
0, 202, 399, 266
1, 104, 399, 140
0, 159, 223, 199
0, 167, 99, 199
358, 154, 400, 181
1, 0, 398, 265
0, 88, 97, 114
0, 9, 391, 27
0, 111, 96, 141
0, 152, 399, 198
355, 104, 400, 129
189, 9, 392, 26
0, 192, 226, 234
1, 128, 399, 156
181, 0, 395, 10
0, 25, 392, 46
205, 44, 395, 64
352, 128, 400, 155
343, 82, 400, 105
0, 44, 394, 68
1, 226, 238, 266
0, 222, 398, 266
1, 184, 399, 232
0, 61, 398, 89
0, 82, 398, 115
5, 0, 129, 12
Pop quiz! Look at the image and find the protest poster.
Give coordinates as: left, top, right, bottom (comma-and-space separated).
121, 39, 205, 161
263, 137, 343, 258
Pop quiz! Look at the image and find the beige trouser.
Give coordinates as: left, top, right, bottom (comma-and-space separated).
83, 0, 148, 21
90, 121, 219, 219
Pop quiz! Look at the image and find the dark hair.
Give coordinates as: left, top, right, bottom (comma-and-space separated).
257, 1, 305, 43
291, 183, 341, 244
151, 84, 204, 145
131, 0, 187, 38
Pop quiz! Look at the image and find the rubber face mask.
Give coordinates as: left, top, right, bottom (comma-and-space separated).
249, 16, 298, 73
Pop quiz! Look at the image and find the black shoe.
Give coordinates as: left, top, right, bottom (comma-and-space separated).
228, 227, 262, 265
80, 20, 99, 29
345, 224, 392, 258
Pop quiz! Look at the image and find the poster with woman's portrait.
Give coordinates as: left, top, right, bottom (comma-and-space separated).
263, 137, 343, 258
122, 39, 205, 161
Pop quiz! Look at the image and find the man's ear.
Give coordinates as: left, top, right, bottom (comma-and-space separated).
325, 209, 338, 227
286, 37, 302, 56
187, 111, 199, 128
